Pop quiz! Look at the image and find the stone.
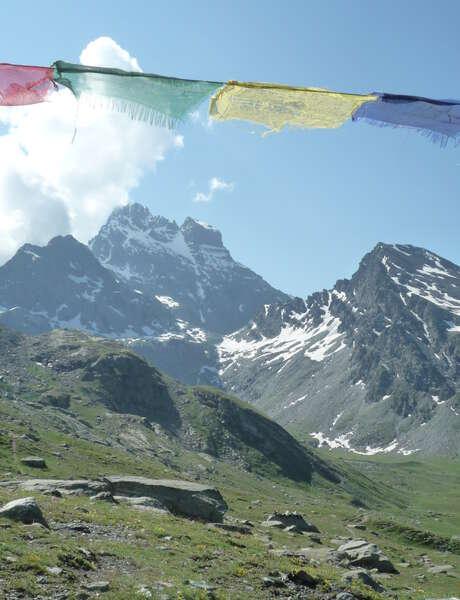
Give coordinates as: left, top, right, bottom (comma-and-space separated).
287, 569, 317, 587
45, 566, 63, 576
342, 569, 384, 593
0, 497, 48, 528
57, 522, 91, 534
105, 476, 227, 522
336, 594, 355, 600
338, 539, 398, 573
261, 519, 284, 529
427, 564, 454, 574
82, 581, 110, 592
18, 479, 107, 495
114, 496, 168, 512
276, 546, 338, 564
262, 576, 286, 588
186, 580, 217, 591
90, 491, 117, 503
263, 511, 319, 533
20, 456, 47, 469
207, 522, 252, 534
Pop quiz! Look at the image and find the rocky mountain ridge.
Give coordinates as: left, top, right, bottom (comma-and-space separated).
219, 243, 460, 456
89, 203, 289, 334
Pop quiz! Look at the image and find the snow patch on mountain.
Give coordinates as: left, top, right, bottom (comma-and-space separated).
218, 292, 346, 374
155, 295, 179, 308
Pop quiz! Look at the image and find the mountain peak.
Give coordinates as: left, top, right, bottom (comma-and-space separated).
105, 203, 178, 234
89, 204, 288, 334
180, 217, 223, 248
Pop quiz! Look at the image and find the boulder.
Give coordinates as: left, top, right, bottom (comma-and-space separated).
0, 497, 48, 528
288, 570, 317, 587
262, 511, 319, 533
427, 564, 454, 574
90, 491, 117, 503
105, 476, 227, 522
19, 479, 107, 495
114, 496, 168, 512
338, 539, 398, 573
82, 581, 110, 592
342, 569, 384, 593
20, 456, 47, 469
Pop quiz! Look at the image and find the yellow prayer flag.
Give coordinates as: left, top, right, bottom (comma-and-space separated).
209, 81, 377, 134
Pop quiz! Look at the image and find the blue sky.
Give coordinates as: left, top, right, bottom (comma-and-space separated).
2, 1, 459, 297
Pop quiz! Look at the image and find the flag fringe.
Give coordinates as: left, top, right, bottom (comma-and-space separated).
354, 116, 460, 148
78, 92, 181, 129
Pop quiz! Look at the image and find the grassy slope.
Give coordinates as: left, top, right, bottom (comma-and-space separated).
0, 328, 459, 598
1, 404, 460, 598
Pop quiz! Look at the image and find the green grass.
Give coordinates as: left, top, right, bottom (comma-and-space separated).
1, 424, 460, 599
1, 328, 459, 599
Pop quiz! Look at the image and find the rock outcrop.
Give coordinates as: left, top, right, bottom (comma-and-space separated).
0, 497, 48, 528
105, 476, 227, 522
338, 539, 398, 573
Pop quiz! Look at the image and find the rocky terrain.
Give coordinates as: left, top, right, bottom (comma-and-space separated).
219, 243, 460, 456
1, 324, 459, 599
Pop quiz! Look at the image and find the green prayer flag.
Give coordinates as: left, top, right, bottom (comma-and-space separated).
52, 61, 222, 128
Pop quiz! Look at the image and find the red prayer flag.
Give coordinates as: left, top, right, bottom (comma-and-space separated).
0, 63, 56, 106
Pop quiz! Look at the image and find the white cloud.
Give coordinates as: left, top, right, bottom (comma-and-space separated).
0, 36, 182, 265
80, 36, 142, 72
193, 177, 234, 203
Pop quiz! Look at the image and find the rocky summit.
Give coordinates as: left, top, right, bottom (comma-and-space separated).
219, 243, 460, 456
89, 203, 288, 334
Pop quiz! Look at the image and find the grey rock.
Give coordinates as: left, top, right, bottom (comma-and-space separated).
90, 491, 117, 503
186, 580, 217, 591
207, 522, 252, 534
20, 456, 47, 469
18, 479, 107, 495
338, 539, 398, 573
261, 519, 284, 529
336, 594, 355, 600
82, 581, 110, 592
0, 496, 48, 527
287, 569, 317, 587
264, 511, 319, 533
45, 566, 63, 576
105, 476, 227, 522
342, 569, 385, 593
114, 495, 168, 512
427, 564, 454, 574
262, 576, 286, 588
273, 546, 338, 564
57, 522, 91, 534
